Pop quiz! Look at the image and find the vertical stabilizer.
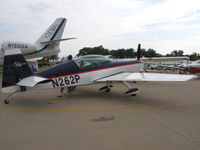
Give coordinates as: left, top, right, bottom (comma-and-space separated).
2, 49, 33, 93
35, 17, 67, 50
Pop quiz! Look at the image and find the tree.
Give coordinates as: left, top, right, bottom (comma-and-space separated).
189, 52, 200, 61
167, 50, 184, 56
110, 48, 136, 58
145, 48, 162, 57
77, 45, 109, 56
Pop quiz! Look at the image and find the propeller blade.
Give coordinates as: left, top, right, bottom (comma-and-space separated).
137, 43, 141, 60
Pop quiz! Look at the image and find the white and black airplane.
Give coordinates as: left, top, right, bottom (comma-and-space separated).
1, 44, 197, 104
0, 17, 75, 65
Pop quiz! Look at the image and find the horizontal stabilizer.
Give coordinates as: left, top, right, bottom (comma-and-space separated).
40, 37, 77, 44
95, 72, 198, 82
17, 76, 52, 87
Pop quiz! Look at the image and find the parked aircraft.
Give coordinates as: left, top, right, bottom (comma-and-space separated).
149, 60, 200, 74
1, 44, 197, 104
177, 60, 200, 74
0, 17, 75, 65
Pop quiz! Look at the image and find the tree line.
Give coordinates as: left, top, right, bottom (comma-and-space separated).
76, 45, 200, 61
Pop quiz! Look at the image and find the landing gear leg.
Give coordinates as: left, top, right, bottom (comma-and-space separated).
4, 90, 19, 104
99, 82, 113, 92
122, 81, 139, 96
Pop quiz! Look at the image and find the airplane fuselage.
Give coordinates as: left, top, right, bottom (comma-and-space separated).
1, 41, 60, 59
34, 59, 142, 90
182, 60, 200, 74
0, 17, 68, 65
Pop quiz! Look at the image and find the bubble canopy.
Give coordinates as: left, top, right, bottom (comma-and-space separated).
74, 55, 112, 69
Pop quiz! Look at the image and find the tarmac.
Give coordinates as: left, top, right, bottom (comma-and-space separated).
0, 80, 200, 150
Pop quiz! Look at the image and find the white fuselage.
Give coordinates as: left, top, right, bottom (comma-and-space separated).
2, 62, 142, 93
34, 62, 142, 90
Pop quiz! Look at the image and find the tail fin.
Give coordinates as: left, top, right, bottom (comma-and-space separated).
2, 49, 33, 92
35, 17, 67, 49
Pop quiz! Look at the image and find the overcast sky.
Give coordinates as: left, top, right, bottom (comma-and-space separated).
1, 0, 200, 57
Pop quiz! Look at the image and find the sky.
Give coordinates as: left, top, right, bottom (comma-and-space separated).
1, 0, 200, 57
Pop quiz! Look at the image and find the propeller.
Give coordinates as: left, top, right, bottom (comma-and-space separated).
137, 43, 141, 60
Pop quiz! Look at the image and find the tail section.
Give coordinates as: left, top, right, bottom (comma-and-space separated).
2, 49, 33, 93
35, 17, 67, 50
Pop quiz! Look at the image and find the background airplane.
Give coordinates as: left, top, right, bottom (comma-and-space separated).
146, 60, 200, 74
177, 60, 200, 74
1, 44, 197, 104
0, 17, 76, 65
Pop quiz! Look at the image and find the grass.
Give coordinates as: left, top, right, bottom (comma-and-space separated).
37, 65, 51, 72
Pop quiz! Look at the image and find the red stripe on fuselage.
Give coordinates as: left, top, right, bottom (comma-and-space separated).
1, 84, 17, 88
5, 53, 21, 57
49, 62, 141, 79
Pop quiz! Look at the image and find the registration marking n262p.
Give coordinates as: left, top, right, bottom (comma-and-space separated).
52, 75, 80, 88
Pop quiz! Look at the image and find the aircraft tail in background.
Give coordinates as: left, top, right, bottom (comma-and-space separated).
35, 17, 67, 49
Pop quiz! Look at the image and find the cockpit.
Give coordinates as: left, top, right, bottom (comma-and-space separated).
74, 55, 112, 69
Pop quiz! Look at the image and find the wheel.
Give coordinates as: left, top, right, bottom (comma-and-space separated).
4, 99, 9, 104
105, 89, 111, 92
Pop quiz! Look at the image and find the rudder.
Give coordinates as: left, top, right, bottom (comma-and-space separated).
2, 49, 33, 92
35, 17, 67, 50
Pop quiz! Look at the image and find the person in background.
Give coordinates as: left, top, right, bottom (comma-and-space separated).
31, 65, 37, 72
57, 55, 76, 97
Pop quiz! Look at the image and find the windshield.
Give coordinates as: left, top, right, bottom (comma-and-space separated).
74, 55, 112, 69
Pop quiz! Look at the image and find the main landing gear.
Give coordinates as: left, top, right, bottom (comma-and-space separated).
99, 82, 113, 92
99, 81, 139, 96
122, 81, 139, 96
4, 90, 20, 104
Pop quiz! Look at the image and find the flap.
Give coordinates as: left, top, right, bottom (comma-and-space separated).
17, 76, 52, 87
95, 72, 198, 82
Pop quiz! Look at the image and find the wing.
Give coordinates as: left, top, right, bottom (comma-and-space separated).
17, 76, 52, 87
95, 72, 198, 82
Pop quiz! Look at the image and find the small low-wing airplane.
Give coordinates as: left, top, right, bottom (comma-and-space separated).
0, 17, 75, 65
178, 60, 200, 74
1, 44, 198, 104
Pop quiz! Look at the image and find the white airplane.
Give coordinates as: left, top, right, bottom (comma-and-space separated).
178, 60, 200, 74
0, 17, 75, 65
1, 44, 197, 104
152, 60, 200, 74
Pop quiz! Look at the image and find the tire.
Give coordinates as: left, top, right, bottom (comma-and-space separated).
4, 99, 9, 104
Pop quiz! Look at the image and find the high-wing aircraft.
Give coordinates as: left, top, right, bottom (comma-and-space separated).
1, 44, 197, 104
0, 17, 75, 65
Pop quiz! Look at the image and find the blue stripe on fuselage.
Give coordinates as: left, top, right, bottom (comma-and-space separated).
35, 60, 141, 79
